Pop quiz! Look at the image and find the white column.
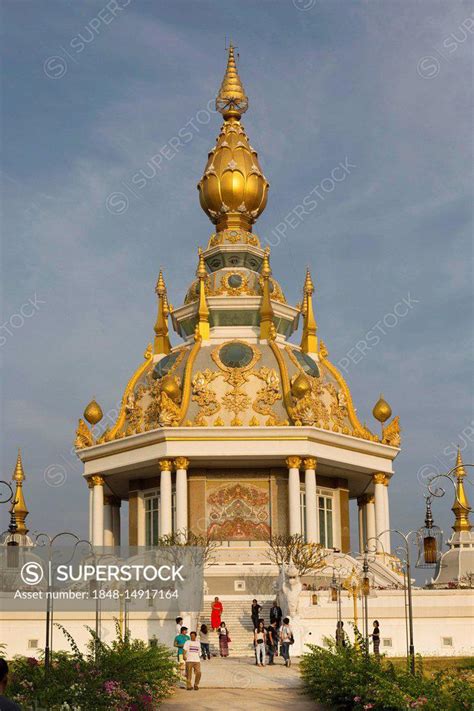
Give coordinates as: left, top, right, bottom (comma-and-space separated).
357, 497, 365, 552
374, 473, 387, 553
303, 458, 318, 543
286, 457, 302, 536
383, 481, 391, 554
91, 476, 104, 547
112, 501, 121, 547
137, 491, 146, 546
88, 479, 94, 542
175, 457, 189, 540
103, 496, 114, 547
366, 495, 376, 548
159, 459, 173, 537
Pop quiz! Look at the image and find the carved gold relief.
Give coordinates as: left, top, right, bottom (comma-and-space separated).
192, 369, 221, 418
253, 366, 281, 416
75, 419, 94, 449
382, 416, 401, 447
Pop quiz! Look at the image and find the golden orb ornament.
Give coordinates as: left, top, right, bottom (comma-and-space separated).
161, 375, 180, 402
84, 399, 103, 425
372, 394, 392, 423
291, 373, 311, 399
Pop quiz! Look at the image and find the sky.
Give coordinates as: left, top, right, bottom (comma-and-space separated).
1, 0, 473, 577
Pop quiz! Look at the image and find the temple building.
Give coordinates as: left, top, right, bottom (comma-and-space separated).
75, 44, 401, 584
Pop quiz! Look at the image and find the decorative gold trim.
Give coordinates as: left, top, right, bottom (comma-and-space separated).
373, 472, 388, 486
320, 354, 378, 442
90, 475, 104, 487
268, 340, 296, 422
211, 339, 261, 374
175, 457, 190, 470
107, 344, 154, 440
159, 459, 173, 472
177, 336, 202, 425
303, 457, 317, 470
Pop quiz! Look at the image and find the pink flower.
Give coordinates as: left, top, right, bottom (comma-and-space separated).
26, 657, 39, 667
354, 697, 362, 703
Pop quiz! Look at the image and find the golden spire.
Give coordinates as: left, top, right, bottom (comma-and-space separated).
259, 248, 274, 340
216, 42, 248, 119
198, 45, 269, 233
10, 449, 29, 535
84, 398, 103, 426
452, 447, 472, 532
154, 269, 171, 355
300, 268, 318, 354
196, 249, 210, 339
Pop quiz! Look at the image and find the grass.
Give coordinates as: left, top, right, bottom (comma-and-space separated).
387, 656, 474, 674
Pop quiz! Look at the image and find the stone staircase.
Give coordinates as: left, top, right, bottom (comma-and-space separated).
198, 598, 274, 657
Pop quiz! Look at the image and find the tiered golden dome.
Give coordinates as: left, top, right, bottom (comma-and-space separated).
198, 44, 269, 233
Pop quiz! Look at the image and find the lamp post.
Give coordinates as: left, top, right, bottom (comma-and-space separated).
319, 561, 350, 643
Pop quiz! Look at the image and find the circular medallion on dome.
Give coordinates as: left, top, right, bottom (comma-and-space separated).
228, 274, 243, 288
293, 350, 320, 377
152, 351, 181, 379
219, 342, 254, 368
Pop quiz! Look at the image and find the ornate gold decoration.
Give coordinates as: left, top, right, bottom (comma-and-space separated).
198, 45, 269, 233
207, 229, 261, 248
373, 394, 392, 424
75, 419, 94, 449
192, 369, 221, 417
373, 472, 388, 486
303, 457, 317, 470
175, 457, 190, 470
154, 270, 171, 355
90, 475, 104, 487
453, 448, 472, 532
161, 374, 181, 402
213, 416, 224, 426
106, 344, 154, 440
84, 399, 103, 425
259, 249, 274, 340
286, 456, 302, 469
211, 341, 261, 426
382, 416, 400, 447
196, 249, 210, 339
291, 373, 311, 399
300, 268, 317, 353
249, 415, 260, 426
10, 449, 28, 534
210, 270, 254, 297
159, 459, 173, 472
253, 366, 282, 416
319, 340, 328, 358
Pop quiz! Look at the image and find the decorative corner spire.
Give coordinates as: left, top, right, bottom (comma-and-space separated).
300, 267, 318, 354
452, 447, 472, 533
154, 269, 171, 355
196, 249, 210, 339
259, 248, 274, 340
216, 42, 248, 119
10, 449, 28, 535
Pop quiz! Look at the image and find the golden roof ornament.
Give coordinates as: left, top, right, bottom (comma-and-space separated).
84, 398, 103, 425
300, 267, 318, 354
259, 248, 274, 340
154, 270, 171, 355
372, 394, 392, 423
196, 249, 210, 339
198, 44, 269, 233
452, 447, 472, 533
10, 449, 29, 535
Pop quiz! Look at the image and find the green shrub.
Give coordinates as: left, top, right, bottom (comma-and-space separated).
8, 623, 178, 710
300, 635, 474, 711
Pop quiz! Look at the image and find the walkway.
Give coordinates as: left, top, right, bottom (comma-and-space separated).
160, 656, 323, 710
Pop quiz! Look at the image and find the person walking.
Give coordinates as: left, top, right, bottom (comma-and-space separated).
371, 620, 381, 657
175, 616, 184, 635
280, 617, 294, 667
199, 623, 211, 660
218, 621, 231, 657
211, 596, 223, 631
251, 598, 262, 631
266, 620, 278, 665
335, 620, 346, 648
183, 631, 202, 691
254, 620, 266, 667
174, 626, 190, 678
269, 600, 283, 629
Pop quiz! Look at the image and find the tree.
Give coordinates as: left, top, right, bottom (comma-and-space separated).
156, 529, 220, 567
265, 534, 326, 576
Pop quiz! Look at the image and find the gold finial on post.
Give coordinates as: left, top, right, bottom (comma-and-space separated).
154, 269, 171, 355
259, 248, 274, 340
452, 448, 472, 533
300, 267, 318, 354
372, 393, 392, 438
10, 449, 29, 535
196, 249, 210, 340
